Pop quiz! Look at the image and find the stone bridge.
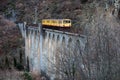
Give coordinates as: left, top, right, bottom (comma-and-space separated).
17, 22, 86, 80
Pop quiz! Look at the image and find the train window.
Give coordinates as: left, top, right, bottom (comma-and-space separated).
63, 20, 71, 23
47, 21, 49, 23
59, 21, 62, 23
52, 21, 56, 23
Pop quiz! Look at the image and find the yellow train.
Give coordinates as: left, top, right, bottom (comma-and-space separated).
42, 19, 72, 28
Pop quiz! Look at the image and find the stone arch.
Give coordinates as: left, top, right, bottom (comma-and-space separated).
56, 35, 60, 49
62, 36, 65, 40
51, 33, 55, 52
48, 32, 52, 50
57, 35, 60, 41
34, 30, 37, 40
60, 36, 66, 53
44, 32, 49, 44
29, 30, 32, 38
36, 30, 38, 36
76, 39, 80, 48
62, 36, 65, 45
75, 40, 81, 53
52, 33, 55, 40
31, 29, 34, 35
44, 31, 47, 38
67, 38, 72, 48
55, 34, 60, 78
35, 30, 37, 35
68, 37, 72, 43
48, 32, 51, 39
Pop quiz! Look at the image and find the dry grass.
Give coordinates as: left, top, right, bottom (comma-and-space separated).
0, 69, 24, 80
0, 69, 47, 80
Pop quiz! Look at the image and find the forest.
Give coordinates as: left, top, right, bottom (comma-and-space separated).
0, 0, 120, 80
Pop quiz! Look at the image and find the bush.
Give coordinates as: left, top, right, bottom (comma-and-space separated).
22, 72, 33, 80
16, 63, 24, 71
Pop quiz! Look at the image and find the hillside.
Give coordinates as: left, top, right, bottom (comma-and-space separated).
0, 0, 120, 80
0, 15, 22, 54
0, 15, 26, 80
14, 0, 120, 33
0, 0, 119, 29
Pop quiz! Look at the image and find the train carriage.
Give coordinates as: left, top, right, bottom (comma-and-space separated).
42, 19, 71, 28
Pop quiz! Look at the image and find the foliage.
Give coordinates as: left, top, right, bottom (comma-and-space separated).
45, 4, 120, 79
15, 63, 24, 71
22, 71, 33, 80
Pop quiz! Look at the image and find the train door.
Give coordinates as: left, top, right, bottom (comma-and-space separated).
59, 20, 63, 27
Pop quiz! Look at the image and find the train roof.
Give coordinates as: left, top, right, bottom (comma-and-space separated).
42, 19, 71, 20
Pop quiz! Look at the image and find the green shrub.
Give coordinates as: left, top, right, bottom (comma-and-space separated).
22, 72, 33, 80
16, 63, 24, 71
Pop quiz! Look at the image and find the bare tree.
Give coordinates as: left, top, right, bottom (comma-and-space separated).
83, 4, 120, 79
46, 4, 120, 80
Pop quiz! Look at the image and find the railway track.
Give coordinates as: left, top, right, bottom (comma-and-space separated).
27, 24, 82, 34
43, 27, 83, 34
